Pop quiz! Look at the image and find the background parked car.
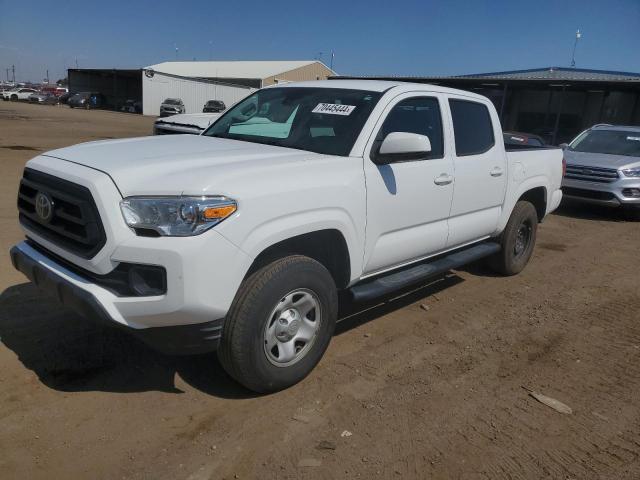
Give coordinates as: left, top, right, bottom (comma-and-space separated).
3, 88, 37, 101
503, 131, 546, 148
159, 98, 185, 117
40, 86, 68, 97
28, 92, 59, 105
202, 100, 226, 113
121, 99, 142, 113
153, 112, 222, 135
57, 92, 72, 104
68, 92, 104, 109
561, 124, 640, 219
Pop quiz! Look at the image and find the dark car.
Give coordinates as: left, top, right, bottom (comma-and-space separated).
58, 92, 72, 104
202, 100, 226, 113
503, 131, 546, 148
68, 92, 104, 109
121, 99, 142, 114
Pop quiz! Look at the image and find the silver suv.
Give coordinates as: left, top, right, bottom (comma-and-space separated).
159, 98, 185, 117
561, 124, 640, 218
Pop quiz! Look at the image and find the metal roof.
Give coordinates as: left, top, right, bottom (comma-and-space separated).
333, 67, 640, 84
457, 67, 640, 82
145, 60, 333, 80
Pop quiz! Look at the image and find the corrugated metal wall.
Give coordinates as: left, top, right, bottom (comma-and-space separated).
142, 71, 254, 116
262, 63, 334, 86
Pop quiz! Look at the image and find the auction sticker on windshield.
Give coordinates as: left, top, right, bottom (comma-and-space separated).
312, 103, 356, 115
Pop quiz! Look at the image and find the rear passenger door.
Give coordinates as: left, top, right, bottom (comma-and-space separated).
362, 94, 454, 275
446, 98, 506, 247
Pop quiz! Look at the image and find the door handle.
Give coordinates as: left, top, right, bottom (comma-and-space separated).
490, 167, 504, 177
434, 173, 453, 186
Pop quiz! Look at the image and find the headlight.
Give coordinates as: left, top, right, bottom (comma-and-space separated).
120, 196, 237, 236
621, 168, 640, 178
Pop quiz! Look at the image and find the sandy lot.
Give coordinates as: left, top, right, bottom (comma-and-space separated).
1, 101, 639, 480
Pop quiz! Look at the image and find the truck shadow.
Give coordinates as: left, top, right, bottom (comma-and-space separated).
0, 273, 465, 398
553, 201, 632, 222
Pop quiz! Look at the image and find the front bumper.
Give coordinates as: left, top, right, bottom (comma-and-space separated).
561, 177, 640, 207
10, 241, 225, 355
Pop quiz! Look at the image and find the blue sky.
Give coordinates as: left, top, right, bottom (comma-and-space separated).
1, 0, 639, 83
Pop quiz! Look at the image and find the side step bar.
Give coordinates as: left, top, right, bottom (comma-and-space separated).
349, 242, 501, 303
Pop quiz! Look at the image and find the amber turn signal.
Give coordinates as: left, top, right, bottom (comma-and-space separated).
202, 204, 237, 220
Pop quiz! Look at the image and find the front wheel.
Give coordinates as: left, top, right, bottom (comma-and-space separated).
218, 255, 338, 393
488, 201, 538, 276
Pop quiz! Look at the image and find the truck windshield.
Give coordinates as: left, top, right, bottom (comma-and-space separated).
203, 87, 382, 156
570, 130, 640, 157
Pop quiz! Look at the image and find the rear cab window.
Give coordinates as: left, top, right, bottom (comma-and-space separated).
449, 99, 495, 156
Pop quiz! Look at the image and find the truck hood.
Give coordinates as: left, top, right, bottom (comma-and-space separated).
155, 112, 221, 130
564, 150, 640, 170
42, 135, 321, 197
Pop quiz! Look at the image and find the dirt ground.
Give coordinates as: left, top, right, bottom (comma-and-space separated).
1, 101, 639, 480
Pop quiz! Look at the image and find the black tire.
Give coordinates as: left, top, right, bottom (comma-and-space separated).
623, 206, 640, 221
10, 94, 17, 101
218, 255, 338, 393
488, 201, 538, 276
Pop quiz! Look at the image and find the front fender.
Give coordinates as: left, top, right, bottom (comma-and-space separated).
222, 207, 363, 283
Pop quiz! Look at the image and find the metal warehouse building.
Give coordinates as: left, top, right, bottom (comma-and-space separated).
335, 67, 640, 145
69, 60, 334, 116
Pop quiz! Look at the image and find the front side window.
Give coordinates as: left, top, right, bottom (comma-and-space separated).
449, 99, 495, 156
569, 129, 640, 157
374, 97, 444, 159
204, 87, 382, 156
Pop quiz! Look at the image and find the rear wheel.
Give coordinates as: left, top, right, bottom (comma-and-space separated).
488, 201, 538, 276
218, 255, 338, 393
10, 94, 17, 101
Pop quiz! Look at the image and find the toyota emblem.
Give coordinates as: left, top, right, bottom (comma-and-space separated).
35, 192, 53, 223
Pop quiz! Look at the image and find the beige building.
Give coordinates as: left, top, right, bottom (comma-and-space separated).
145, 60, 335, 88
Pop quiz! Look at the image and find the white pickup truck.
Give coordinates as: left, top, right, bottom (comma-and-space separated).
11, 80, 563, 392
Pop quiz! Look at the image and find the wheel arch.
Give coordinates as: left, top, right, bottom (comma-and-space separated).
518, 186, 547, 222
244, 229, 352, 289
497, 177, 549, 232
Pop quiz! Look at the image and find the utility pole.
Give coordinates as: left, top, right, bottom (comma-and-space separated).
12, 65, 15, 83
75, 57, 79, 69
330, 51, 335, 71
46, 69, 49, 83
5, 68, 8, 82
570, 29, 581, 68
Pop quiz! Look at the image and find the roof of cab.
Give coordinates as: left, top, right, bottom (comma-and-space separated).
270, 79, 490, 101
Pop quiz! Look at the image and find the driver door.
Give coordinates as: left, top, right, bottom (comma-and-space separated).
362, 93, 454, 275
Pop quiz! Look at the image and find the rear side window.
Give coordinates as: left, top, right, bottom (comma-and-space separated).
449, 99, 495, 156
377, 97, 444, 159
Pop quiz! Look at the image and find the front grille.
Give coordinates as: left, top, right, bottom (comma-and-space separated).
562, 187, 616, 201
17, 168, 106, 258
565, 164, 619, 183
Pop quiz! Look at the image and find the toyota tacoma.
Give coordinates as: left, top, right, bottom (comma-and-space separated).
11, 80, 563, 392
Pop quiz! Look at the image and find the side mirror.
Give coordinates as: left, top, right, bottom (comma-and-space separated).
373, 132, 432, 164
559, 143, 569, 150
